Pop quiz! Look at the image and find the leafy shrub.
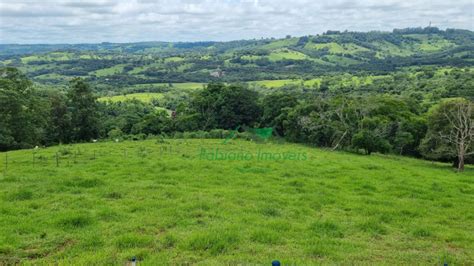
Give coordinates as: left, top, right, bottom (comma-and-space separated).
131, 134, 146, 141
58, 146, 72, 156
108, 128, 123, 139
209, 129, 228, 139
173, 132, 184, 139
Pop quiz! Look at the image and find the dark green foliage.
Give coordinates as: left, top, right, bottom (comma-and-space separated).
67, 78, 100, 142
187, 83, 261, 130
0, 67, 49, 150
352, 130, 391, 155
260, 92, 298, 135
46, 92, 72, 144
282, 94, 428, 156
0, 66, 471, 166
131, 110, 171, 135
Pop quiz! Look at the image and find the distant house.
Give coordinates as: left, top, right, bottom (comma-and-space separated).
210, 68, 224, 78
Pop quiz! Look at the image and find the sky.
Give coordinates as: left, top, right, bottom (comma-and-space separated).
0, 0, 472, 44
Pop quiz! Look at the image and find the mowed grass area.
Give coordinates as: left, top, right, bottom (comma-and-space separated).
0, 139, 473, 264
98, 93, 163, 103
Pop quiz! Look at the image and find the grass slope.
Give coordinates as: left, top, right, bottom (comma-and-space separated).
92, 64, 127, 77
98, 93, 164, 103
0, 139, 473, 264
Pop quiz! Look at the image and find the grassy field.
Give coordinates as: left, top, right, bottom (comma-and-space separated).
20, 52, 74, 64
0, 139, 473, 264
170, 82, 204, 90
98, 93, 164, 103
305, 42, 369, 54
250, 79, 301, 88
268, 49, 309, 61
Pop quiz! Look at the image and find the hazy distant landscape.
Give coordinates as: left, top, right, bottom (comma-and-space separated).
0, 0, 473, 264
1, 27, 472, 93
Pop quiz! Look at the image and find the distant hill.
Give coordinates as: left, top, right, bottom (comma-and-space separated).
0, 27, 472, 89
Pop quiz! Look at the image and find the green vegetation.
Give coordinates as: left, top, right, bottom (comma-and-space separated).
0, 139, 472, 264
305, 42, 370, 54
268, 49, 309, 61
92, 64, 127, 77
0, 26, 473, 264
99, 93, 164, 103
20, 52, 74, 64
163, 56, 184, 63
1, 71, 472, 169
170, 82, 204, 90
249, 79, 301, 88
0, 27, 471, 90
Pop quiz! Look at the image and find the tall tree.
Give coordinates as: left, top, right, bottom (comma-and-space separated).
0, 67, 48, 150
188, 83, 261, 130
46, 92, 72, 144
261, 92, 298, 135
67, 78, 99, 142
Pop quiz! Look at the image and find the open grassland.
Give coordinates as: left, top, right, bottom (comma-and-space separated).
98, 93, 163, 103
403, 34, 455, 52
241, 49, 309, 62
170, 82, 205, 90
20, 52, 75, 64
305, 42, 370, 54
268, 49, 309, 61
0, 139, 473, 264
129, 82, 204, 90
249, 75, 384, 89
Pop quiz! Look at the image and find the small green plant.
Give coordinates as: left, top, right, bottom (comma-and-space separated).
58, 146, 72, 156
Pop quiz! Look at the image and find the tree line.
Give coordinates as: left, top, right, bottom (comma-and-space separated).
1, 67, 472, 171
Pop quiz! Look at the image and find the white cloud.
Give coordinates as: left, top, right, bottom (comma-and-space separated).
0, 0, 472, 43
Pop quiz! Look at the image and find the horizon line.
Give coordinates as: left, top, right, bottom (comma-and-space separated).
1, 26, 471, 46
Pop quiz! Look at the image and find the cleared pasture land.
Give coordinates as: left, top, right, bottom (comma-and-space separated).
98, 92, 164, 103
0, 139, 472, 264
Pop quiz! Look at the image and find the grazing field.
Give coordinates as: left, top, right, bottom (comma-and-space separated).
170, 82, 205, 90
304, 42, 370, 54
0, 139, 472, 264
98, 93, 163, 103
268, 49, 309, 61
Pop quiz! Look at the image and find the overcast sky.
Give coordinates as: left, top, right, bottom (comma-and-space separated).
0, 0, 472, 44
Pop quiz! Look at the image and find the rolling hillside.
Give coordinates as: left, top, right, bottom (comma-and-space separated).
1, 27, 473, 92
0, 139, 473, 264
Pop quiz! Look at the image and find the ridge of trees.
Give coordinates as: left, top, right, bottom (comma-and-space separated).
1, 67, 472, 171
